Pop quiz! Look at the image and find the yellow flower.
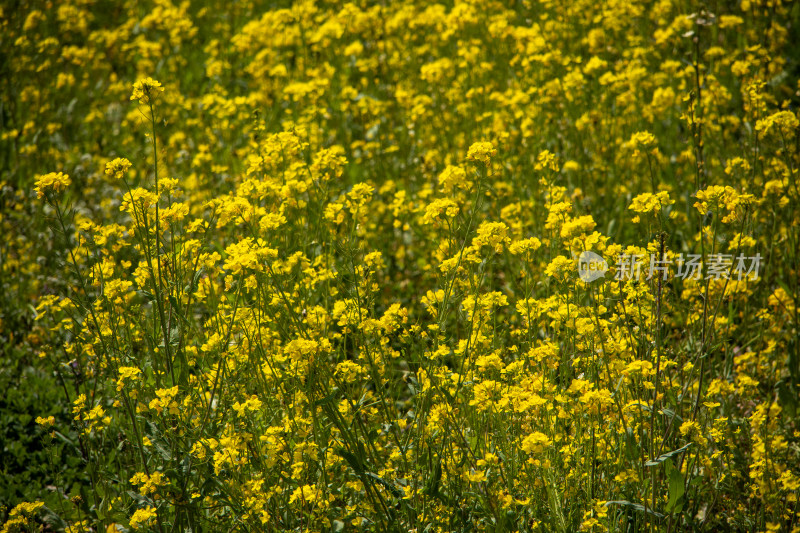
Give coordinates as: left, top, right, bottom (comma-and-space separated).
117, 366, 142, 392
469, 380, 503, 410
66, 521, 90, 533
345, 182, 374, 214
259, 212, 287, 232
72, 394, 87, 419
150, 386, 180, 415
130, 77, 164, 105
560, 214, 596, 239
521, 432, 551, 454
755, 110, 799, 136
105, 157, 132, 179
421, 198, 460, 225
545, 255, 574, 281
129, 507, 157, 529
467, 141, 496, 165
628, 191, 674, 214
120, 187, 159, 214
3, 501, 45, 532
35, 415, 55, 427
627, 131, 658, 159
509, 237, 542, 255
472, 221, 510, 253
34, 172, 71, 199
130, 472, 166, 495
629, 131, 656, 148
289, 484, 318, 504
693, 185, 753, 222
535, 150, 560, 172
438, 165, 470, 193
8, 501, 44, 517
222, 237, 278, 275
466, 470, 487, 483
580, 388, 614, 415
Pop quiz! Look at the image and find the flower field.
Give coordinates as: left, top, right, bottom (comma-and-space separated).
2, 0, 800, 531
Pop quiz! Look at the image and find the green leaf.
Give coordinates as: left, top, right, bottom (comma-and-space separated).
363, 471, 403, 498
39, 502, 68, 531
337, 447, 364, 474
624, 428, 638, 461
172, 348, 189, 387
665, 458, 685, 513
313, 388, 340, 408
424, 457, 442, 497
153, 439, 172, 461
604, 500, 665, 520
185, 268, 204, 295
778, 381, 797, 418
645, 442, 692, 467
137, 290, 155, 302
127, 490, 151, 506
659, 407, 682, 424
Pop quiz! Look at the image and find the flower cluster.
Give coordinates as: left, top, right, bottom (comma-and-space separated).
130, 77, 164, 105
4, 0, 799, 532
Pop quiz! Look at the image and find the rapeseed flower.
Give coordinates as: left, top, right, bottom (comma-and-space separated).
34, 172, 71, 199
11, 0, 800, 530
129, 507, 157, 529
130, 77, 164, 105
467, 141, 496, 165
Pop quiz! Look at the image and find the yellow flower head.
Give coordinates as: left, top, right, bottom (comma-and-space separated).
35, 415, 56, 427
422, 198, 460, 225
34, 172, 71, 199
693, 185, 753, 222
289, 484, 318, 504
129, 507, 157, 529
629, 191, 674, 214
630, 131, 656, 148
755, 110, 799, 136
438, 165, 470, 194
467, 141, 497, 166
130, 77, 164, 105
472, 221, 510, 253
116, 366, 142, 392
120, 187, 159, 214
105, 157, 132, 179
521, 431, 551, 454
535, 150, 560, 172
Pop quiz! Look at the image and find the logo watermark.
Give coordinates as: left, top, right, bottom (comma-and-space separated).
577, 251, 609, 282
575, 252, 761, 282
